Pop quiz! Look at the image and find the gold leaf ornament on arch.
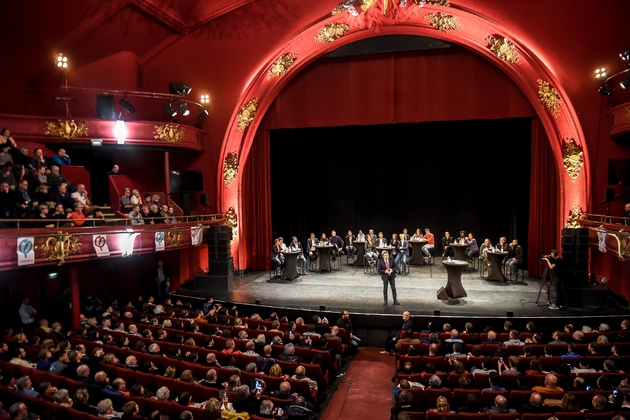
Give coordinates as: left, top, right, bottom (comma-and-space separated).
237, 98, 259, 131
154, 124, 186, 144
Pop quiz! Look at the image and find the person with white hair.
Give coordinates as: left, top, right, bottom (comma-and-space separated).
96, 398, 121, 419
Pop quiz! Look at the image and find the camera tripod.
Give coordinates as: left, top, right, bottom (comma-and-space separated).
535, 266, 552, 306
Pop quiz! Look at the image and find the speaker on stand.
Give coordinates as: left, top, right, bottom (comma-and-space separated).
193, 226, 234, 291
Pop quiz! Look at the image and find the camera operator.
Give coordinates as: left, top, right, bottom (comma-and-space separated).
542, 249, 563, 310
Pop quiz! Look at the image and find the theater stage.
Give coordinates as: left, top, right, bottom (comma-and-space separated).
176, 261, 629, 321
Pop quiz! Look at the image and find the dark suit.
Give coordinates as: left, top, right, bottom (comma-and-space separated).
345, 235, 357, 256
306, 238, 319, 261
377, 257, 398, 303
442, 236, 454, 257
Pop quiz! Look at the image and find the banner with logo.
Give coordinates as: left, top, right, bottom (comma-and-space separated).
155, 232, 165, 251
596, 228, 607, 253
190, 226, 204, 246
92, 234, 110, 257
17, 237, 35, 266
121, 232, 140, 258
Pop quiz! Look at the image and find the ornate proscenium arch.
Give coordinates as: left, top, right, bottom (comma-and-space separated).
218, 1, 590, 270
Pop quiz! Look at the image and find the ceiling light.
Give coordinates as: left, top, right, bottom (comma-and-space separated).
595, 68, 606, 79
164, 102, 177, 117
598, 84, 612, 96
620, 48, 630, 62
114, 120, 127, 145
119, 97, 136, 114
57, 54, 68, 68
621, 75, 630, 89
169, 82, 192, 95
198, 108, 209, 120
178, 101, 190, 116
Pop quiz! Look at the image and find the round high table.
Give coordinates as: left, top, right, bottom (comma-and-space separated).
450, 243, 469, 261
443, 260, 468, 298
351, 241, 365, 266
315, 245, 334, 272
280, 251, 301, 280
376, 245, 395, 260
409, 240, 426, 265
486, 251, 508, 282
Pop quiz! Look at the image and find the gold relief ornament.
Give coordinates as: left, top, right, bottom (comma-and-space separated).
565, 204, 584, 229
165, 230, 183, 247
486, 36, 520, 64
39, 232, 81, 266
223, 152, 239, 188
314, 23, 350, 43
154, 124, 186, 144
44, 119, 88, 140
237, 98, 259, 131
561, 138, 584, 182
268, 53, 298, 80
609, 230, 630, 261
224, 207, 238, 237
424, 12, 462, 32
537, 79, 562, 118
625, 106, 630, 124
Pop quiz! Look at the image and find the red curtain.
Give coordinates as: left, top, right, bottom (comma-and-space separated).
260, 47, 535, 129
241, 130, 273, 271
527, 118, 559, 278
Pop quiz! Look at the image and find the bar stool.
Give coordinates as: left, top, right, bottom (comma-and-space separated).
363, 255, 376, 274
307, 258, 319, 272
269, 263, 283, 279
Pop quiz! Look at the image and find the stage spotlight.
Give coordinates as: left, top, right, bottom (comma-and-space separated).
594, 68, 606, 79
169, 82, 192, 95
621, 74, 630, 89
198, 108, 209, 120
506, 311, 514, 317
119, 97, 136, 114
56, 54, 68, 68
177, 101, 190, 116
200, 94, 210, 104
598, 84, 612, 96
433, 310, 441, 316
164, 102, 177, 117
620, 48, 630, 62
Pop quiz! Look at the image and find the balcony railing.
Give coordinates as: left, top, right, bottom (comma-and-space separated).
0, 214, 227, 270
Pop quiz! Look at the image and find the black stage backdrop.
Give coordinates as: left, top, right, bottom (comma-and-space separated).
270, 118, 531, 254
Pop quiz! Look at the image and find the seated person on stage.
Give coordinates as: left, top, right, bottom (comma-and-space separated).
390, 233, 398, 257
375, 231, 388, 248
457, 230, 467, 245
422, 228, 435, 261
465, 233, 479, 259
289, 236, 308, 276
395, 233, 409, 275
320, 232, 328, 244
355, 230, 365, 241
345, 230, 357, 257
278, 237, 288, 251
496, 236, 509, 253
411, 228, 424, 241
329, 230, 344, 260
364, 235, 378, 267
479, 238, 492, 268
307, 233, 319, 262
368, 229, 377, 243
503, 239, 523, 275
270, 238, 285, 273
401, 228, 409, 241
442, 231, 454, 259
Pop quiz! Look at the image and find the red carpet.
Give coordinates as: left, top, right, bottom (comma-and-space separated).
321, 347, 394, 420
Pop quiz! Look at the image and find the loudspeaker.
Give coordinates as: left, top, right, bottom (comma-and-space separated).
96, 95, 116, 119
199, 193, 209, 206
437, 287, 449, 300
561, 228, 589, 272
605, 188, 615, 203
196, 225, 234, 292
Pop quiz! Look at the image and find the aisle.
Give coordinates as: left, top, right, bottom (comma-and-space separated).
320, 347, 394, 420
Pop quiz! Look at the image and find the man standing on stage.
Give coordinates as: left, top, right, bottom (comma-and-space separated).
543, 249, 564, 310
381, 311, 413, 355
378, 250, 399, 306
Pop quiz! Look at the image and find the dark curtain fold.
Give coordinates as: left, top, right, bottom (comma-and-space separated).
528, 118, 559, 278
241, 130, 272, 271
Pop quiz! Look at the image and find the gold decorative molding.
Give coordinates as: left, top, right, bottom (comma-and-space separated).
424, 12, 462, 32
486, 36, 520, 64
423, 0, 450, 5
224, 207, 238, 237
44, 120, 88, 140
223, 152, 239, 188
537, 79, 562, 118
625, 106, 630, 124
331, 3, 346, 15
237, 98, 259, 131
39, 232, 81, 266
154, 124, 185, 144
565, 204, 584, 228
609, 231, 630, 261
562, 138, 584, 182
314, 23, 350, 43
268, 53, 298, 80
165, 230, 183, 248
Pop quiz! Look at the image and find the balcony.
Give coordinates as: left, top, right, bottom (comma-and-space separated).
0, 215, 226, 271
